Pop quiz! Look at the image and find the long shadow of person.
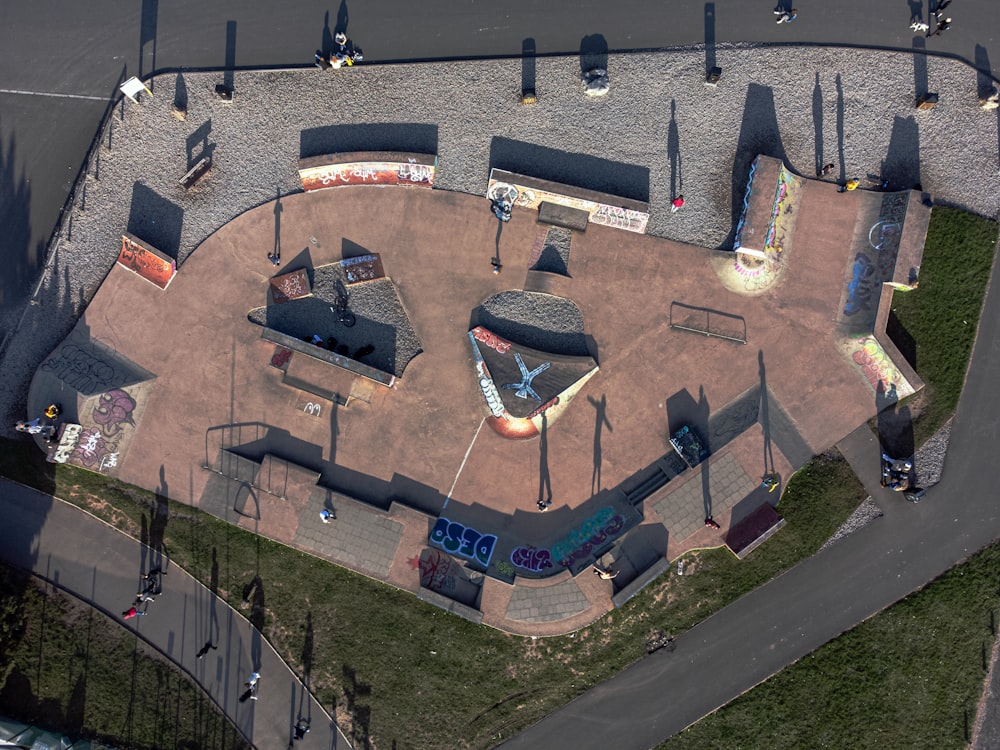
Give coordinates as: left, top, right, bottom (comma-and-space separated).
587, 394, 612, 495
538, 412, 552, 507
696, 386, 712, 521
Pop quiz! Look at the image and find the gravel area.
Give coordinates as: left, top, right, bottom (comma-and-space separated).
476, 290, 588, 356
531, 227, 573, 275
2, 45, 998, 430
247, 265, 422, 378
821, 418, 954, 549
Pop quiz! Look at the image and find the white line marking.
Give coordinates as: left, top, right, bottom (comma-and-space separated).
0, 88, 108, 101
445, 416, 487, 507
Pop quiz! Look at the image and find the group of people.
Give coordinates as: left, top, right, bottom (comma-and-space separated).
122, 568, 164, 620
14, 403, 62, 442
315, 32, 363, 69
910, 0, 954, 35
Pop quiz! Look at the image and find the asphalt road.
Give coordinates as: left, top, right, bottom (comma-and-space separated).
2, 0, 999, 338
501, 237, 1000, 749
0, 479, 349, 750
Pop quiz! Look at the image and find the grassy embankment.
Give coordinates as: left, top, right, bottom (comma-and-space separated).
0, 563, 249, 750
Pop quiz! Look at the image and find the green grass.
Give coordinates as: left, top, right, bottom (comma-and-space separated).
0, 443, 864, 749
657, 540, 1000, 750
0, 563, 249, 750
888, 207, 998, 442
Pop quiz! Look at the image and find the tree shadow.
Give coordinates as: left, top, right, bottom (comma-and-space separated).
139, 0, 158, 81
976, 44, 995, 100
223, 21, 237, 93
342, 664, 372, 749
579, 34, 608, 75
301, 610, 314, 688
273, 188, 282, 262
522, 38, 536, 94
173, 71, 188, 113
913, 37, 929, 101
148, 465, 169, 573
704, 3, 716, 77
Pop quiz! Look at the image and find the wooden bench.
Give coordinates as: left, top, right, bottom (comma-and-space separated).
179, 157, 211, 189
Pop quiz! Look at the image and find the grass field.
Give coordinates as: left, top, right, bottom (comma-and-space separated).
657, 539, 1000, 750
887, 207, 998, 442
0, 563, 249, 750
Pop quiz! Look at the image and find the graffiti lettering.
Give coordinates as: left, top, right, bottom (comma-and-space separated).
591, 205, 647, 232
396, 163, 433, 183
270, 346, 292, 369
429, 517, 497, 567
304, 402, 322, 417
550, 507, 626, 568
471, 326, 512, 354
51, 423, 82, 464
844, 253, 878, 317
475, 361, 506, 418
417, 549, 454, 590
41, 344, 117, 394
73, 427, 108, 468
525, 396, 559, 420
510, 545, 553, 572
852, 337, 902, 391
493, 560, 516, 578
99, 452, 119, 471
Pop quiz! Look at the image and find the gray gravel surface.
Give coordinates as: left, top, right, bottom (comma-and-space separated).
2, 45, 998, 429
822, 418, 953, 549
476, 290, 588, 356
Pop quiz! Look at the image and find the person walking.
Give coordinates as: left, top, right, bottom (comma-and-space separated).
928, 17, 952, 35
670, 195, 685, 212
319, 509, 333, 523
122, 606, 146, 620
776, 9, 798, 23
704, 517, 721, 530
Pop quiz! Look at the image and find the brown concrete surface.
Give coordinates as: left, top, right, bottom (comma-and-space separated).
35, 171, 925, 634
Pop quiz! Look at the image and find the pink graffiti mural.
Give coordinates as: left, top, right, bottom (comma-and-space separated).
510, 545, 553, 572
471, 326, 512, 354
91, 388, 136, 437
73, 427, 109, 468
415, 549, 456, 592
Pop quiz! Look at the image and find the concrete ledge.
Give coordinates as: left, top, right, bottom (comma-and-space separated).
298, 152, 437, 191
261, 327, 395, 388
872, 284, 924, 396
611, 557, 671, 608
488, 168, 649, 234
538, 201, 589, 231
417, 586, 484, 624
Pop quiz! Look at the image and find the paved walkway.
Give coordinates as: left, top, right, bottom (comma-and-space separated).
0, 478, 351, 750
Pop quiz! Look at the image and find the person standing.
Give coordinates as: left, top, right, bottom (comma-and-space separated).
670, 195, 685, 212
776, 9, 798, 23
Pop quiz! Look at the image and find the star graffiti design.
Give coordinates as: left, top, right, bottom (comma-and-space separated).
501, 352, 551, 402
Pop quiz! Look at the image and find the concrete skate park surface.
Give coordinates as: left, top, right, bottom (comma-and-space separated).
30, 145, 927, 632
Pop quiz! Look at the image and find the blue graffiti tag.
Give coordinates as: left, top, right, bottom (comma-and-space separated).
429, 517, 497, 568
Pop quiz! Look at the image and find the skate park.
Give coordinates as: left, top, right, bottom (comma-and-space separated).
22, 59, 933, 633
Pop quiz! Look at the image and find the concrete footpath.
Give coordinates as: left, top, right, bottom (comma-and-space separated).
0, 478, 350, 750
